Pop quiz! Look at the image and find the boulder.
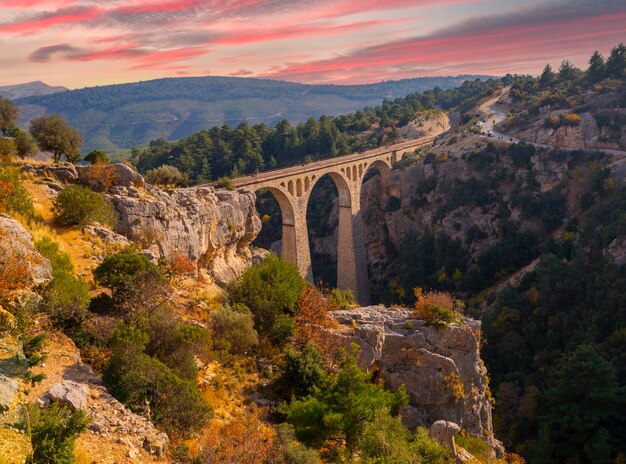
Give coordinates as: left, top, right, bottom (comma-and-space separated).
0, 374, 19, 412
0, 214, 52, 289
83, 223, 131, 248
429, 420, 461, 451
21, 163, 78, 183
0, 305, 17, 334
77, 163, 144, 190
606, 236, 626, 266
43, 380, 90, 411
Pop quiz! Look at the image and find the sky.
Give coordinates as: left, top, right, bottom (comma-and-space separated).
1, 0, 625, 88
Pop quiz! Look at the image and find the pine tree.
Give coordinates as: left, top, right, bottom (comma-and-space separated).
587, 51, 606, 83
539, 64, 556, 87
606, 43, 626, 79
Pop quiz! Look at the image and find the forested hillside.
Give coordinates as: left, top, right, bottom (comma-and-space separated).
15, 75, 490, 152
134, 78, 500, 183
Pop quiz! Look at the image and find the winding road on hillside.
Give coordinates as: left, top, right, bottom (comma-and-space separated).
480, 88, 626, 159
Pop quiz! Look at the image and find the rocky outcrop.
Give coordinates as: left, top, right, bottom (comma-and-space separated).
110, 185, 262, 286
83, 223, 131, 248
429, 420, 461, 454
41, 380, 89, 411
0, 375, 18, 412
329, 306, 503, 456
22, 163, 144, 189
0, 214, 52, 289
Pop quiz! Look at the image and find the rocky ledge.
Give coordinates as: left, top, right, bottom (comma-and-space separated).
329, 306, 503, 456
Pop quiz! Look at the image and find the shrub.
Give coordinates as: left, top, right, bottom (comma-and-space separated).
24, 402, 90, 464
93, 249, 162, 302
228, 254, 304, 345
215, 176, 234, 190
413, 288, 463, 328
328, 288, 356, 310
83, 150, 109, 165
273, 423, 320, 464
384, 196, 401, 213
0, 167, 35, 217
14, 130, 38, 158
40, 272, 90, 330
145, 164, 187, 186
36, 237, 73, 275
0, 137, 17, 158
561, 113, 581, 126
103, 323, 211, 434
281, 343, 327, 397
52, 185, 115, 228
209, 304, 258, 355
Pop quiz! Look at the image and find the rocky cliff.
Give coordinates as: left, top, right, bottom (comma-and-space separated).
329, 306, 503, 456
21, 163, 263, 286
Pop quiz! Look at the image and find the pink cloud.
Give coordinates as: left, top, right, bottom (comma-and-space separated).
0, 6, 102, 34
128, 47, 211, 70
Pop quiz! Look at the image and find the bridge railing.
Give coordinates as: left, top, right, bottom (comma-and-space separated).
227, 134, 438, 187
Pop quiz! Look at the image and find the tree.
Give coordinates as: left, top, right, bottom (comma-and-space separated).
558, 60, 580, 82
29, 114, 82, 163
280, 344, 408, 457
606, 43, 626, 79
83, 150, 109, 165
587, 51, 606, 83
52, 185, 115, 228
228, 254, 305, 345
0, 97, 18, 135
539, 64, 556, 87
534, 345, 626, 463
14, 129, 38, 158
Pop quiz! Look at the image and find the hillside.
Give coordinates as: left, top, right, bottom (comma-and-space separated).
0, 81, 67, 100
14, 75, 491, 152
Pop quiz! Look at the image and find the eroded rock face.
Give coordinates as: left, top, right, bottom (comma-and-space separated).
110, 185, 262, 286
41, 380, 90, 411
0, 214, 52, 289
329, 306, 503, 455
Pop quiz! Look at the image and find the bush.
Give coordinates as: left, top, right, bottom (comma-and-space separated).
40, 272, 90, 330
215, 176, 234, 190
228, 254, 304, 345
209, 304, 258, 355
0, 167, 34, 217
103, 323, 211, 434
93, 249, 162, 302
36, 237, 73, 275
0, 137, 17, 158
145, 164, 187, 186
274, 423, 320, 464
281, 343, 327, 397
24, 402, 90, 464
52, 185, 115, 228
413, 288, 463, 328
328, 288, 356, 310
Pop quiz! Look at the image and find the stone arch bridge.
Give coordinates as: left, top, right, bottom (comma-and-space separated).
231, 135, 438, 304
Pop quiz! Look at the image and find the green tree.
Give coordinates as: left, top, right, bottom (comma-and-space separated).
539, 64, 556, 87
358, 409, 451, 464
83, 149, 109, 165
14, 129, 38, 158
52, 185, 115, 228
25, 402, 90, 464
0, 97, 18, 135
0, 167, 35, 217
280, 344, 408, 456
606, 42, 626, 79
29, 114, 83, 163
228, 254, 304, 344
558, 60, 581, 81
587, 51, 606, 83
534, 345, 625, 464
281, 343, 327, 397
145, 164, 187, 186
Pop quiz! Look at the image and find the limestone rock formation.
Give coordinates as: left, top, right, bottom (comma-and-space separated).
110, 185, 262, 285
84, 223, 131, 248
329, 306, 503, 455
0, 214, 52, 288
429, 420, 461, 453
0, 374, 18, 412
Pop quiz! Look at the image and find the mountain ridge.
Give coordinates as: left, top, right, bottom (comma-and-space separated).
0, 80, 68, 100
14, 74, 493, 152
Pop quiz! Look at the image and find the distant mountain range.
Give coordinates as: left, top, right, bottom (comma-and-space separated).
0, 81, 68, 100
13, 75, 493, 152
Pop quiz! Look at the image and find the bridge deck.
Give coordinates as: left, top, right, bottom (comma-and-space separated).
230, 134, 437, 188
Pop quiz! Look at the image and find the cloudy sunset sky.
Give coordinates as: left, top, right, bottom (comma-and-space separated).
1, 0, 625, 88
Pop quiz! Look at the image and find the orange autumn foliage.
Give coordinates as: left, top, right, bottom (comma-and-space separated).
199, 408, 276, 464
0, 227, 38, 301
